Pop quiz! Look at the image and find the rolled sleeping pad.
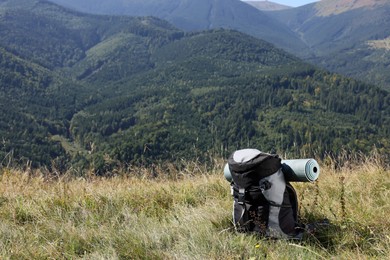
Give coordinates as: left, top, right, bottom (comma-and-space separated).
281, 159, 320, 182
224, 163, 233, 182
223, 158, 320, 183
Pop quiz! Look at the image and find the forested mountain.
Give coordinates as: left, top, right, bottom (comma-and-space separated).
0, 47, 64, 166
48, 0, 390, 90
47, 0, 307, 54
1, 0, 390, 172
268, 0, 390, 90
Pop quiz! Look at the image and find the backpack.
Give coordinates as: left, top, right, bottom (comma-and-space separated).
227, 148, 303, 239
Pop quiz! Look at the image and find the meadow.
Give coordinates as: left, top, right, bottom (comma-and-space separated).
0, 154, 389, 259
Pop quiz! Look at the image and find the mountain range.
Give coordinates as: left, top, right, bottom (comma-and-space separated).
268, 0, 390, 89
47, 0, 307, 54
48, 0, 390, 90
1, 0, 389, 172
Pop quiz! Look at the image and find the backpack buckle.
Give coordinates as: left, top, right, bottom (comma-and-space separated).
238, 188, 245, 205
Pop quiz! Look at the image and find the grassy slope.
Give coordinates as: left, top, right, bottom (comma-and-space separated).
0, 155, 389, 259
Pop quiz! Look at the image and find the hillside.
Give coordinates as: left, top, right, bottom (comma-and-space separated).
0, 47, 65, 166
268, 0, 390, 90
47, 0, 307, 54
0, 155, 389, 258
314, 0, 388, 16
1, 0, 390, 172
0, 0, 184, 167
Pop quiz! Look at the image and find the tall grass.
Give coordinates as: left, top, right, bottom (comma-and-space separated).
0, 154, 389, 259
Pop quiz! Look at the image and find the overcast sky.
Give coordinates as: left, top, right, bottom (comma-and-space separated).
249, 0, 320, 7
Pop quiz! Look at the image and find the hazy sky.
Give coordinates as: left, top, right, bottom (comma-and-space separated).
251, 0, 320, 7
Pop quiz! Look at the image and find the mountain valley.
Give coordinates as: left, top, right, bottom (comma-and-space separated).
0, 0, 389, 172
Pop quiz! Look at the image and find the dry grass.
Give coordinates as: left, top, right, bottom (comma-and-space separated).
0, 154, 389, 259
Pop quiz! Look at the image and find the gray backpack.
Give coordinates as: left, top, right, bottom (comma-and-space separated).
227, 149, 303, 239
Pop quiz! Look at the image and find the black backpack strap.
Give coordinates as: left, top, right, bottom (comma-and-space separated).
236, 188, 247, 225
238, 188, 245, 205
234, 188, 246, 228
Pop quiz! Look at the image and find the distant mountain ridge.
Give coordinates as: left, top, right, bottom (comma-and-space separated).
47, 0, 307, 54
268, 0, 390, 89
314, 0, 388, 16
243, 1, 292, 11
